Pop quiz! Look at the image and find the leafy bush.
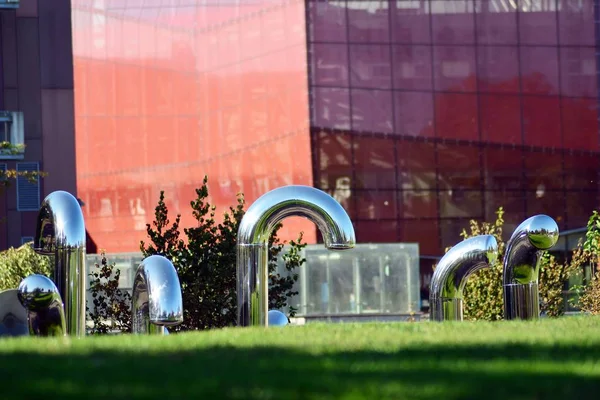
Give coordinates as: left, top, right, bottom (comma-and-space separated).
86, 252, 132, 335
140, 176, 306, 331
574, 211, 600, 314
0, 242, 52, 291
450, 208, 585, 320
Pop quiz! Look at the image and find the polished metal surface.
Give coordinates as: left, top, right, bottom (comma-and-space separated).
268, 310, 289, 326
0, 289, 28, 337
17, 275, 66, 337
503, 215, 559, 320
237, 185, 356, 327
132, 255, 183, 334
429, 235, 498, 321
34, 190, 86, 337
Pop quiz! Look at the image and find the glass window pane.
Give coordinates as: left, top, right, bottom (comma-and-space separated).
312, 87, 351, 130
524, 151, 563, 191
483, 190, 526, 234
392, 45, 432, 90
435, 93, 478, 141
351, 89, 394, 133
482, 147, 524, 191
355, 190, 397, 219
475, 0, 518, 44
439, 189, 483, 218
562, 98, 599, 151
395, 91, 435, 137
400, 190, 438, 218
566, 192, 598, 229
433, 46, 476, 92
518, 2, 557, 45
392, 0, 431, 43
307, 0, 348, 42
563, 153, 599, 190
311, 43, 349, 87
437, 143, 481, 189
477, 46, 519, 93
354, 220, 398, 242
353, 135, 397, 189
522, 96, 561, 148
440, 218, 472, 250
559, 47, 597, 98
520, 47, 559, 95
431, 0, 475, 44
350, 45, 392, 89
316, 132, 355, 216
348, 0, 390, 42
479, 94, 521, 145
558, 0, 595, 46
400, 219, 440, 255
397, 140, 437, 190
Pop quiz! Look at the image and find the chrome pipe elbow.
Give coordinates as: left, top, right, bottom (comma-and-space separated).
33, 190, 86, 337
237, 185, 356, 327
132, 255, 183, 334
503, 215, 559, 320
430, 235, 498, 321
17, 274, 66, 337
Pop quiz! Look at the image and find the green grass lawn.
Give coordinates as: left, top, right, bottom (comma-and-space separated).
1, 317, 599, 399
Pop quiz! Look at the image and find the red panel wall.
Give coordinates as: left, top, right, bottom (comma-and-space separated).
72, 1, 315, 253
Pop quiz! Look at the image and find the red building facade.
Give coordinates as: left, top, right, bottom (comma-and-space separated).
72, 1, 600, 294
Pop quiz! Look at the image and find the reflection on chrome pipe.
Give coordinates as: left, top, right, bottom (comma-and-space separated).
268, 309, 289, 326
429, 235, 498, 321
503, 215, 559, 320
34, 190, 86, 337
237, 185, 356, 327
0, 289, 29, 336
17, 275, 66, 337
132, 255, 183, 334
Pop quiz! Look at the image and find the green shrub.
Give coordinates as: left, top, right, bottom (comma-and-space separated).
87, 252, 132, 335
0, 242, 52, 291
449, 208, 585, 320
139, 176, 305, 331
573, 211, 600, 314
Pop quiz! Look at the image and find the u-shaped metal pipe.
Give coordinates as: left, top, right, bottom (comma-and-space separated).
132, 255, 184, 334
237, 185, 356, 327
503, 215, 559, 320
430, 235, 498, 321
33, 190, 86, 337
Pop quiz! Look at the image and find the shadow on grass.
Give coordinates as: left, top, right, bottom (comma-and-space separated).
0, 342, 599, 400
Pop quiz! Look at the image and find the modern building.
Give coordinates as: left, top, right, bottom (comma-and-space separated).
68, 0, 600, 301
0, 0, 77, 249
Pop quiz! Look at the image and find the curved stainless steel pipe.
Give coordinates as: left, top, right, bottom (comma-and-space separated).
17, 274, 66, 337
34, 190, 86, 337
0, 289, 29, 336
430, 235, 498, 321
237, 185, 356, 327
503, 215, 559, 320
132, 255, 184, 334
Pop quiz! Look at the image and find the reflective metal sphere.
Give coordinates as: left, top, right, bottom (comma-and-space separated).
268, 310, 289, 326
524, 215, 559, 250
17, 274, 61, 311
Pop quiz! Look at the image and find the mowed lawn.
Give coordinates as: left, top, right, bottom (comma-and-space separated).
1, 317, 599, 399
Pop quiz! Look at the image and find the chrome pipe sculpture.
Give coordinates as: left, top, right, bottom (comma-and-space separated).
17, 274, 66, 336
0, 289, 29, 336
33, 190, 86, 337
132, 255, 183, 334
503, 215, 559, 320
268, 309, 289, 326
430, 235, 498, 321
237, 185, 356, 327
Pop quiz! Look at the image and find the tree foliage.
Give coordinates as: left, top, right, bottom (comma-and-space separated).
0, 242, 52, 291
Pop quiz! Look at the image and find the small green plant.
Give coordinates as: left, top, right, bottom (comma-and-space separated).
0, 242, 52, 291
86, 252, 132, 335
574, 211, 600, 314
140, 176, 306, 331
